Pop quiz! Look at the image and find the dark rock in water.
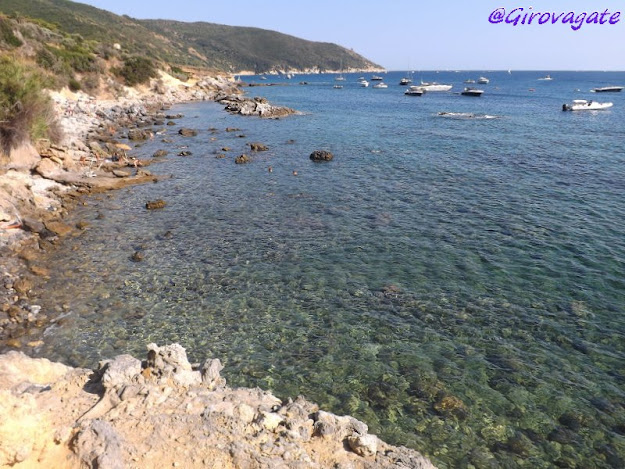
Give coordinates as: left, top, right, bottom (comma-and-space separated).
152, 150, 168, 158
287, 139, 296, 144
153, 120, 165, 126
131, 251, 144, 262
235, 154, 251, 164
162, 138, 173, 143
127, 129, 152, 141
21, 218, 46, 234
178, 151, 192, 157
165, 114, 184, 119
146, 200, 166, 210
215, 154, 226, 159
310, 150, 334, 162
167, 121, 176, 126
221, 147, 230, 152
250, 142, 269, 152
179, 128, 198, 137
225, 127, 241, 132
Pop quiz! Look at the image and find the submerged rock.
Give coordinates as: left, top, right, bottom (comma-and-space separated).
178, 128, 198, 137
250, 142, 269, 152
145, 200, 166, 210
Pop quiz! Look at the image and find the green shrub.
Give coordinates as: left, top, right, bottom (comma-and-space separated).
0, 16, 23, 47
115, 56, 157, 86
68, 77, 81, 92
0, 56, 61, 154
169, 65, 189, 82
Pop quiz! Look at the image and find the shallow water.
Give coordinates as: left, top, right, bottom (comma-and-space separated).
31, 71, 625, 468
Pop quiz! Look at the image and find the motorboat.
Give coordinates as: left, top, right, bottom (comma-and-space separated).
464, 79, 476, 84
359, 80, 369, 87
371, 75, 384, 81
335, 75, 346, 81
399, 77, 412, 85
591, 86, 623, 92
562, 99, 613, 111
538, 75, 553, 81
404, 86, 425, 96
461, 87, 484, 96
372, 82, 388, 89
477, 77, 489, 84
333, 84, 343, 89
418, 81, 452, 92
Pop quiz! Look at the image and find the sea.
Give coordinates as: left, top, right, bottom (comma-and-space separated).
31, 71, 625, 468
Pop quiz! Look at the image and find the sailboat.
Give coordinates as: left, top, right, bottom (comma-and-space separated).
335, 60, 346, 81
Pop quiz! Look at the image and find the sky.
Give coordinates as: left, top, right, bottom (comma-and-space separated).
79, 0, 625, 71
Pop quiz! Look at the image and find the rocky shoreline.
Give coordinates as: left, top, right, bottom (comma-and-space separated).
0, 72, 436, 468
0, 71, 296, 351
0, 343, 435, 468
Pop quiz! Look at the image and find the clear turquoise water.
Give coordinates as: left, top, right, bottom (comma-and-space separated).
32, 71, 625, 467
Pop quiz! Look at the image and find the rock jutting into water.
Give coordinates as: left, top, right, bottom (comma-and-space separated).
310, 150, 334, 162
0, 344, 436, 469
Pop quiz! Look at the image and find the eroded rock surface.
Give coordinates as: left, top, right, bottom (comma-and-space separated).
0, 344, 436, 469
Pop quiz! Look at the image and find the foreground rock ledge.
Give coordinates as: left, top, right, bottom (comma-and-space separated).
0, 344, 435, 469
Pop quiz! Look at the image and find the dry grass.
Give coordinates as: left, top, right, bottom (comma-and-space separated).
0, 55, 62, 155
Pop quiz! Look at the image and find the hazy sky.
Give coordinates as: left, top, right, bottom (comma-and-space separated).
80, 0, 624, 70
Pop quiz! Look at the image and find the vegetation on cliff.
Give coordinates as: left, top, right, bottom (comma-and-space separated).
0, 0, 381, 73
0, 55, 61, 154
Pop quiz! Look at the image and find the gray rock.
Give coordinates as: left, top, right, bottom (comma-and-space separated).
74, 419, 125, 469
100, 354, 142, 390
347, 433, 378, 458
201, 358, 226, 390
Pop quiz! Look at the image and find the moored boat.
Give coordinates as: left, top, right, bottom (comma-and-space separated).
461, 87, 484, 97
372, 82, 388, 89
404, 86, 425, 96
538, 74, 553, 81
418, 81, 452, 92
591, 86, 624, 93
477, 77, 489, 84
371, 75, 384, 81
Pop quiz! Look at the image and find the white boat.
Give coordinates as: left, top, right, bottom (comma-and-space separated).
464, 79, 476, 84
371, 75, 384, 81
372, 82, 388, 89
399, 77, 412, 86
461, 87, 484, 96
562, 99, 613, 111
591, 86, 624, 93
333, 84, 343, 89
359, 80, 369, 87
335, 75, 346, 81
404, 86, 425, 96
538, 75, 553, 81
477, 77, 489, 84
418, 81, 452, 92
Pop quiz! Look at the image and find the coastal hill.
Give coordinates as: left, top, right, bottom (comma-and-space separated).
0, 0, 381, 73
